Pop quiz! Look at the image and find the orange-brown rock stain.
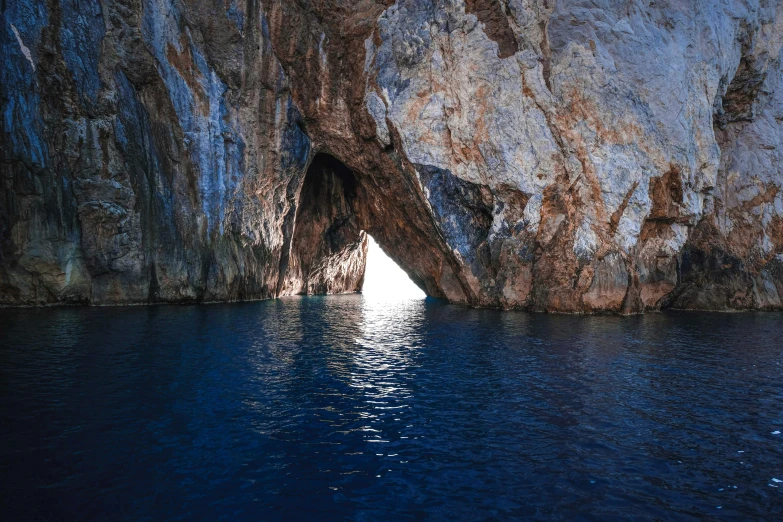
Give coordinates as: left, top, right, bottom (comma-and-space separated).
165, 37, 210, 116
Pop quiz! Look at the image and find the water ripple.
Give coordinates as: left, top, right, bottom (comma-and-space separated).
1, 297, 782, 520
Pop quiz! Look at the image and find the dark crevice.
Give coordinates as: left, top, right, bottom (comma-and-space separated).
714, 24, 769, 130
465, 0, 519, 58
539, 20, 552, 93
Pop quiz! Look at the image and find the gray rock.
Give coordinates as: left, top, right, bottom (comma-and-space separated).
1, 0, 781, 312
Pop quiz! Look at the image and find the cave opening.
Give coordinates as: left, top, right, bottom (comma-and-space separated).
363, 235, 426, 300
278, 153, 426, 300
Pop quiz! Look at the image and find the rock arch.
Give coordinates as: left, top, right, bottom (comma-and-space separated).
276, 152, 477, 303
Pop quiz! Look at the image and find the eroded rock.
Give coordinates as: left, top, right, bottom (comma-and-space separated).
1, 0, 782, 312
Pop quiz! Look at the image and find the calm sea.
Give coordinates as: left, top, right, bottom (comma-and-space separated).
1, 295, 782, 520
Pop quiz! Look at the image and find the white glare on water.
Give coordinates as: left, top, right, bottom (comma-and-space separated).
362, 235, 426, 300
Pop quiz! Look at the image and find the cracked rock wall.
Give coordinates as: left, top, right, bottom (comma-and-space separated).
2, 0, 782, 312
2, 0, 312, 304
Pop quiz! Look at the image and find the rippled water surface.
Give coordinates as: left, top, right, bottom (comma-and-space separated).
1, 296, 782, 520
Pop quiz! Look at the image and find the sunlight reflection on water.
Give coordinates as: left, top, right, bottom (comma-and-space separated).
352, 299, 426, 445
1, 300, 783, 520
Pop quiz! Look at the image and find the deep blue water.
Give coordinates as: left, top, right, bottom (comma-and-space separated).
1, 295, 782, 521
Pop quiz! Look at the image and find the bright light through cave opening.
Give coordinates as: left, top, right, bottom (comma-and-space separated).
362, 235, 426, 300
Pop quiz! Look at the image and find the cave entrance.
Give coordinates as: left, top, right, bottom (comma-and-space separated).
363, 235, 426, 300
277, 153, 426, 300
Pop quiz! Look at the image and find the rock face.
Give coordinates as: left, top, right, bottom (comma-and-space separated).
1, 0, 782, 312
278, 154, 367, 296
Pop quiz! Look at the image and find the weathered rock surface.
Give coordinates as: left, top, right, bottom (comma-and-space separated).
2, 0, 782, 312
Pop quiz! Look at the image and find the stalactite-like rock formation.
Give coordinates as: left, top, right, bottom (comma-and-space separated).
2, 0, 782, 312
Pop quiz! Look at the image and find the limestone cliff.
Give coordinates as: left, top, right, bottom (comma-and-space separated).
2, 0, 782, 312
